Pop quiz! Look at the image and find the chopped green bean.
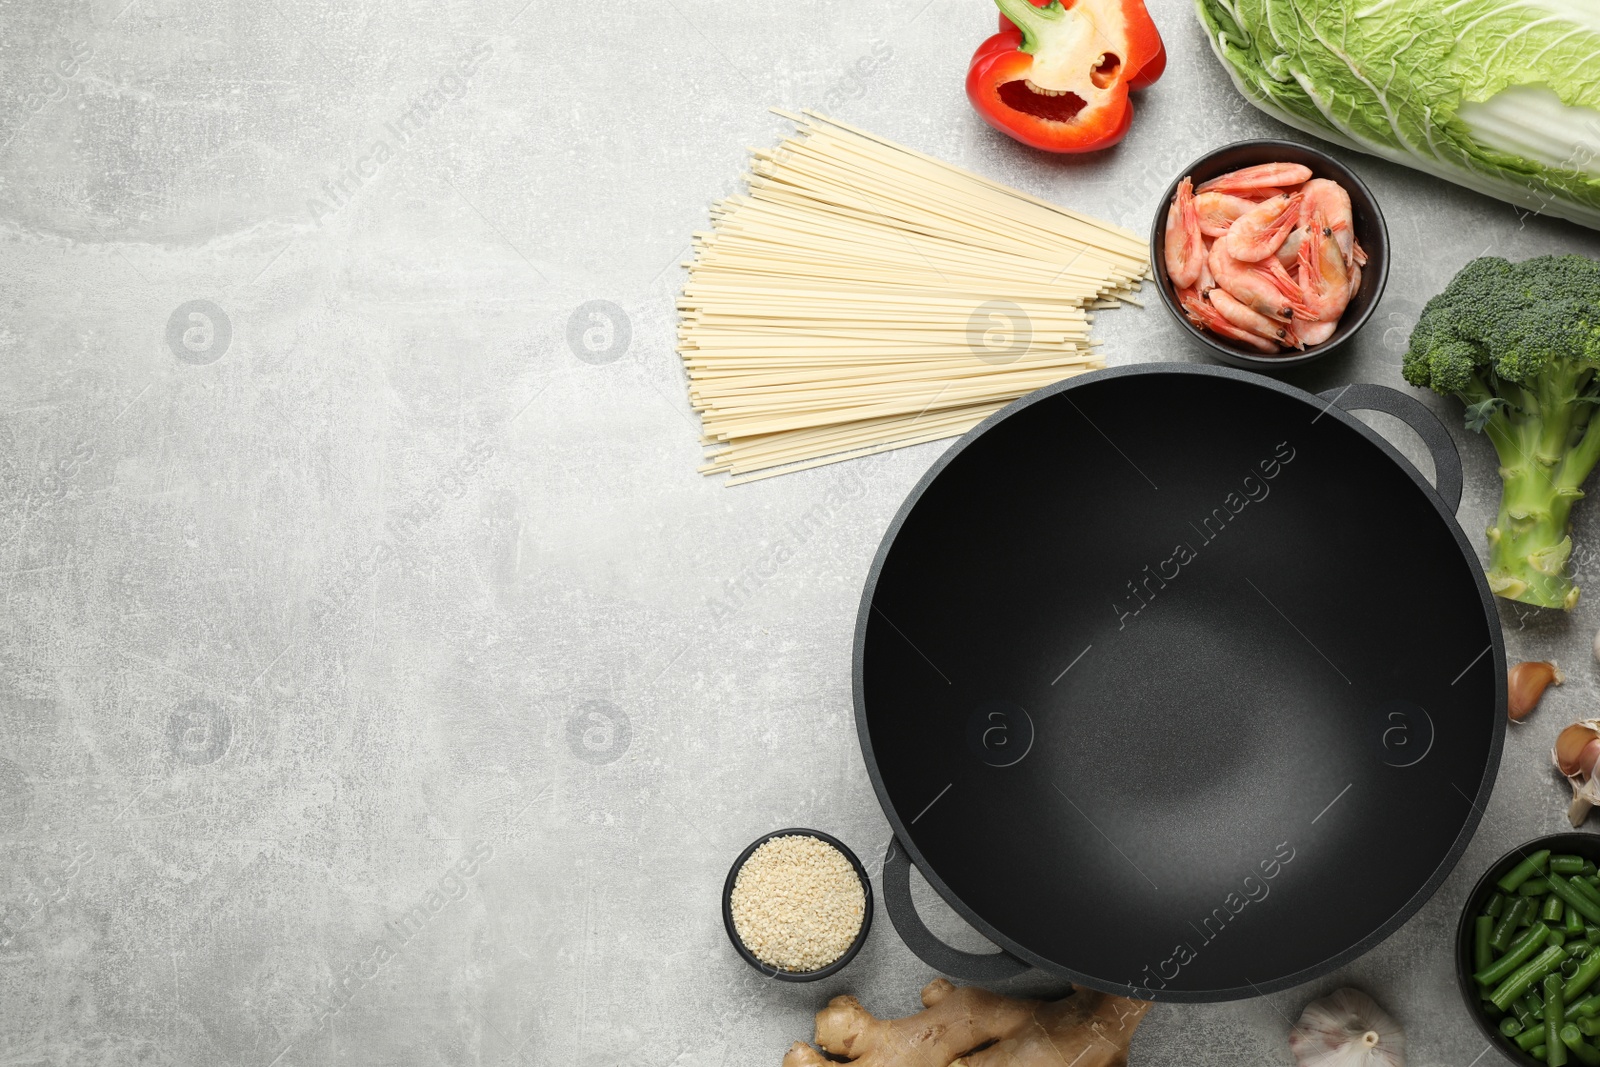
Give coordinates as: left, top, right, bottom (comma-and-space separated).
1493, 947, 1569, 1011
1568, 952, 1600, 1002
1550, 973, 1570, 1066
1499, 899, 1538, 951
1572, 878, 1600, 908
1553, 876, 1600, 925
1562, 1024, 1600, 1066
1476, 915, 1497, 973
1504, 851, 1555, 892
1481, 924, 1553, 985
1473, 859, 1600, 1053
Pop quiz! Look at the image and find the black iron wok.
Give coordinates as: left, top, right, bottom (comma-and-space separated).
855, 364, 1506, 1001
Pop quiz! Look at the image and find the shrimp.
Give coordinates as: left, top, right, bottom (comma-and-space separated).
1225, 193, 1302, 263
1197, 246, 1216, 294
1164, 177, 1205, 289
1194, 191, 1255, 237
1173, 241, 1218, 310
1292, 319, 1338, 347
1208, 286, 1290, 345
1180, 290, 1280, 353
1237, 186, 1300, 201
1300, 178, 1354, 265
1197, 163, 1313, 196
1351, 237, 1369, 268
1209, 237, 1312, 324
1275, 227, 1305, 271
1297, 206, 1351, 325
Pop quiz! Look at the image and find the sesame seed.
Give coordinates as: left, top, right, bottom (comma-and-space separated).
729, 835, 865, 973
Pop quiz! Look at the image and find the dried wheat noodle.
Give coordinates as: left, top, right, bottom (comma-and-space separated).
678, 110, 1148, 482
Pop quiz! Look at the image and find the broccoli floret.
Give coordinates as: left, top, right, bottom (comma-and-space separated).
1404, 255, 1600, 610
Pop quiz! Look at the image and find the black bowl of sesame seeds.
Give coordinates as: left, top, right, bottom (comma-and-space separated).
722, 828, 874, 981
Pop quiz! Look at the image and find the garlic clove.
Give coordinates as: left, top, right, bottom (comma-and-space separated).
1555, 720, 1600, 828
1509, 660, 1564, 722
1288, 987, 1404, 1067
1575, 794, 1596, 829
1556, 722, 1600, 777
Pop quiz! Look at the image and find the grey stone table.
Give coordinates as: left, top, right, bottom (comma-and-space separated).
3, 0, 1599, 1064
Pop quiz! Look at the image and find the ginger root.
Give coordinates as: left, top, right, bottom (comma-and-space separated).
782, 977, 1149, 1067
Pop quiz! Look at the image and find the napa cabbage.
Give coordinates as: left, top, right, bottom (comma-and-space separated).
1194, 0, 1600, 229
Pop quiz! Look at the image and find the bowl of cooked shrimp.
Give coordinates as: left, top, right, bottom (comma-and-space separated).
1150, 139, 1389, 368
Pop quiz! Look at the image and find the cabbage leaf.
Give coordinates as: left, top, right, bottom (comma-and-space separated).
1195, 0, 1600, 228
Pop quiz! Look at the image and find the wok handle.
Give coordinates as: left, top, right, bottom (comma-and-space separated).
1318, 383, 1464, 512
881, 836, 1030, 981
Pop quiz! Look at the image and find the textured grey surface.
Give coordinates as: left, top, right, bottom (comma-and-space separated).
3, 1, 1600, 1064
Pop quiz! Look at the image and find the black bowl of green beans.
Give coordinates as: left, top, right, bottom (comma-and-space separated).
1458, 835, 1600, 1065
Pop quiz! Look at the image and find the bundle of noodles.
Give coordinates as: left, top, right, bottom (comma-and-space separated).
678, 110, 1148, 484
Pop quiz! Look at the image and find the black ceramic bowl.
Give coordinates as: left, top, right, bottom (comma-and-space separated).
1456, 833, 1600, 1064
1148, 138, 1390, 370
722, 827, 873, 982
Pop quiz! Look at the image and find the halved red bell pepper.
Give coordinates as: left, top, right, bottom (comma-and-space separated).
997, 0, 1164, 88
969, 0, 1165, 153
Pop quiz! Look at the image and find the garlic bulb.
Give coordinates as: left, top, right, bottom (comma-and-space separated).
1555, 719, 1600, 827
1288, 988, 1404, 1067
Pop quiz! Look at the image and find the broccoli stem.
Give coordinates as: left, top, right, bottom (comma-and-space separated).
1481, 364, 1600, 609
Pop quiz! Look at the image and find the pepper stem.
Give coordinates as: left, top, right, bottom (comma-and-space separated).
992, 0, 1065, 54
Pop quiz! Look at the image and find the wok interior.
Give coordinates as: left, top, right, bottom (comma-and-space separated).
861, 372, 1498, 996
